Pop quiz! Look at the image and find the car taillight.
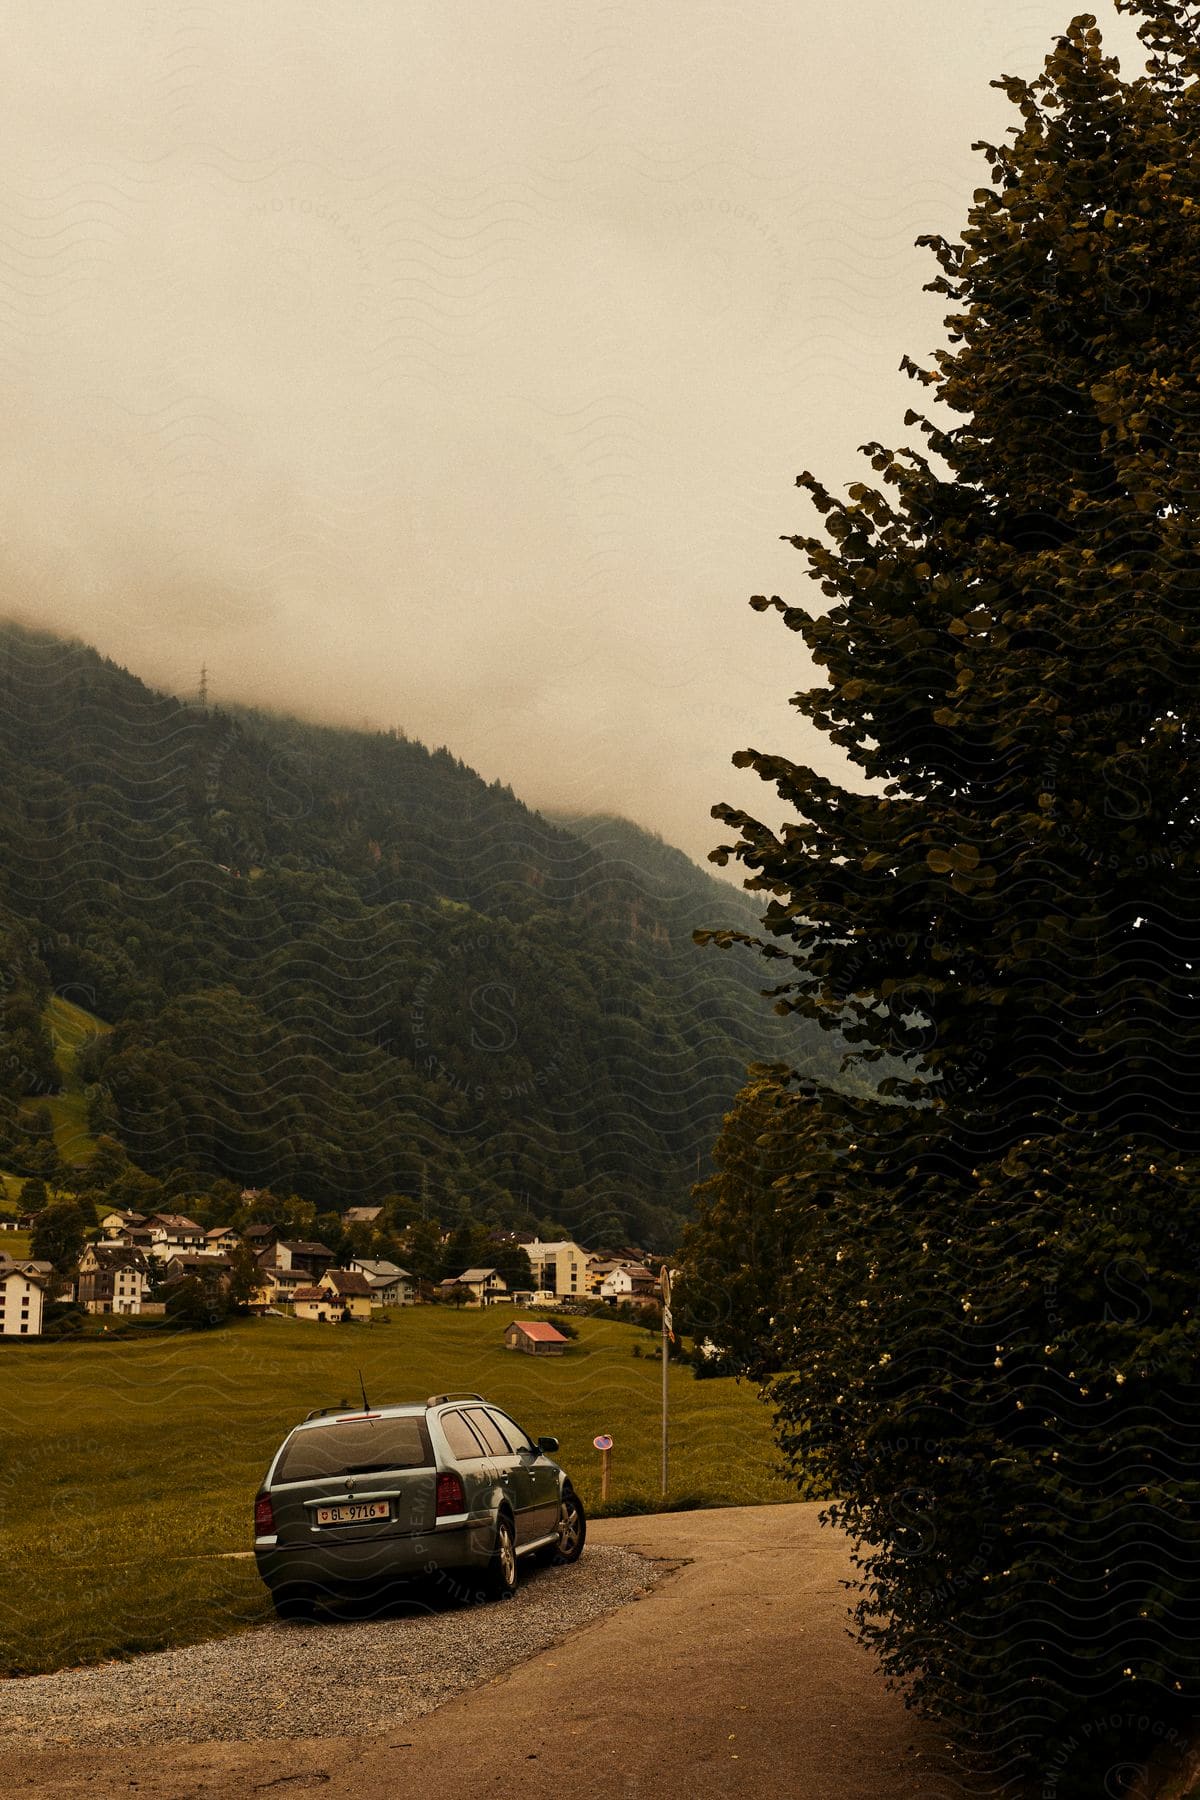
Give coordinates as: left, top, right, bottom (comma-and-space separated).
254, 1493, 275, 1536
436, 1472, 465, 1517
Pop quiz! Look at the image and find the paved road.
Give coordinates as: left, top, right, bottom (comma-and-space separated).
0, 1503, 960, 1799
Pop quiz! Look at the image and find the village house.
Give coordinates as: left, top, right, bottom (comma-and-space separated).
521, 1239, 589, 1300
290, 1284, 330, 1320
261, 1239, 336, 1281
145, 1213, 206, 1258
108, 1223, 156, 1253
164, 1251, 234, 1282
349, 1258, 415, 1307
204, 1225, 241, 1255
504, 1319, 569, 1356
99, 1208, 148, 1240
77, 1243, 151, 1315
292, 1268, 374, 1322
252, 1239, 334, 1306
251, 1265, 302, 1309
343, 1205, 383, 1226
0, 1260, 49, 1336
454, 1267, 509, 1307
600, 1264, 660, 1305
585, 1256, 626, 1296
241, 1222, 277, 1252
157, 1255, 235, 1315
323, 1269, 375, 1317
436, 1276, 471, 1303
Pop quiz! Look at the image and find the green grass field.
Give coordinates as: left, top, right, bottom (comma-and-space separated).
0, 1307, 796, 1676
40, 994, 109, 1165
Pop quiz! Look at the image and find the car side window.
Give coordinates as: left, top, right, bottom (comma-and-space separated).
440, 1409, 488, 1461
488, 1410, 534, 1454
465, 1408, 512, 1457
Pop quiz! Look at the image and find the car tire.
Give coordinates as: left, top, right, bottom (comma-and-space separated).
482, 1511, 518, 1601
536, 1485, 586, 1565
272, 1585, 318, 1622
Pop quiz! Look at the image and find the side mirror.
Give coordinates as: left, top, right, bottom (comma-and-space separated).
536, 1435, 559, 1455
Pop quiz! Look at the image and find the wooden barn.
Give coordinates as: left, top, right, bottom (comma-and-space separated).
504, 1319, 569, 1356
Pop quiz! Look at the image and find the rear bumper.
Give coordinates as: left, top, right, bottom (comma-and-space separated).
255, 1519, 494, 1595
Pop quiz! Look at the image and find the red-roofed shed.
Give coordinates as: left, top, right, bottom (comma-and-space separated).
504, 1319, 569, 1356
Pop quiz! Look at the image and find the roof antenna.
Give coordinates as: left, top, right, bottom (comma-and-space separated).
358, 1367, 371, 1413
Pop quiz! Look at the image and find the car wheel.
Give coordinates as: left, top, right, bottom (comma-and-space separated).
272, 1585, 318, 1622
482, 1511, 518, 1600
537, 1486, 586, 1565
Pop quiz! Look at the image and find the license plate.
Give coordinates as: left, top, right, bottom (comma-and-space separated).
316, 1500, 390, 1526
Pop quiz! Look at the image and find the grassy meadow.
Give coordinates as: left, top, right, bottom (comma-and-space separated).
0, 1306, 796, 1676
40, 993, 109, 1166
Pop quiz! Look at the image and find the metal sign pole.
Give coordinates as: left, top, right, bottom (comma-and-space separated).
660, 1264, 671, 1500
593, 1433, 613, 1505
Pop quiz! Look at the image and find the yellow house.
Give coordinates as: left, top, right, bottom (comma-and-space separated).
293, 1268, 374, 1322
249, 1265, 306, 1312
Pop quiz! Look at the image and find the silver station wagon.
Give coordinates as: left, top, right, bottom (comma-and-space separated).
253, 1391, 586, 1619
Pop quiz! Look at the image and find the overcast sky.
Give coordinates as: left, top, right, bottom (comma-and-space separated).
0, 1, 1142, 869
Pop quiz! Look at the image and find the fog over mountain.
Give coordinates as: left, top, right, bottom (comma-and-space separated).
0, 2, 1139, 867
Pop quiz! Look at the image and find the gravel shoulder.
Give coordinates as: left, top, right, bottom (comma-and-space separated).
0, 1545, 663, 1750
0, 1505, 952, 1800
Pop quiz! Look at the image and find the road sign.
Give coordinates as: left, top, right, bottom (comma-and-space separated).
660, 1264, 671, 1305
593, 1433, 613, 1451
662, 1307, 673, 1335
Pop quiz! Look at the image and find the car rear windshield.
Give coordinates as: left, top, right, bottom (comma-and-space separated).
274, 1416, 433, 1483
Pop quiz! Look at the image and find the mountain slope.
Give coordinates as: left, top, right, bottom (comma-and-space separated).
0, 622, 833, 1245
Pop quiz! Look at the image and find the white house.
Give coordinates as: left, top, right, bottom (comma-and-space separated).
0, 1261, 48, 1336
585, 1257, 624, 1296
457, 1267, 509, 1307
77, 1244, 152, 1315
205, 1225, 241, 1255
349, 1258, 415, 1307
599, 1264, 659, 1304
145, 1213, 206, 1257
521, 1239, 589, 1300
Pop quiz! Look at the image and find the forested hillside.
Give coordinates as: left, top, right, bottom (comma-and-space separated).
0, 622, 831, 1246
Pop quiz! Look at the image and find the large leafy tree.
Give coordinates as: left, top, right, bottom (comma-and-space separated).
30, 1198, 90, 1278
701, 6, 1200, 1788
675, 1071, 830, 1377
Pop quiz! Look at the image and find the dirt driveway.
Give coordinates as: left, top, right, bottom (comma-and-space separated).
0, 1502, 957, 1799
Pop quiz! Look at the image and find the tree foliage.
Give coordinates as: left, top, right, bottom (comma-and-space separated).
696, 7, 1200, 1787
30, 1199, 90, 1277
675, 1071, 831, 1377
